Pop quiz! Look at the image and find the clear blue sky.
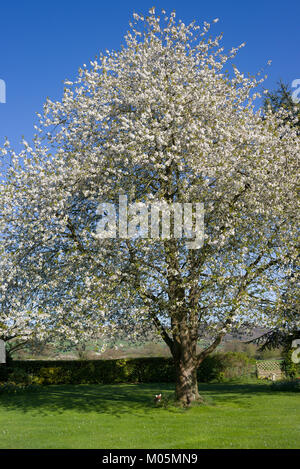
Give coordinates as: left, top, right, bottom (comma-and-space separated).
0, 0, 299, 152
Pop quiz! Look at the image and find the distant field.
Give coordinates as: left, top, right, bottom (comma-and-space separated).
13, 337, 281, 361
0, 382, 299, 449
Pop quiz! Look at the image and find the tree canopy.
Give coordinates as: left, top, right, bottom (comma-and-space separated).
1, 8, 299, 403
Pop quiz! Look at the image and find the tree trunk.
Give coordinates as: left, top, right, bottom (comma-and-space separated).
192, 367, 201, 401
174, 357, 202, 406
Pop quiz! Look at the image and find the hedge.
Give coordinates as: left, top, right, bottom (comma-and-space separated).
282, 349, 300, 379
0, 352, 256, 385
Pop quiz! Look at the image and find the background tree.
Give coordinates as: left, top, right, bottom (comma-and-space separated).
249, 82, 300, 370
264, 80, 300, 130
1, 9, 299, 405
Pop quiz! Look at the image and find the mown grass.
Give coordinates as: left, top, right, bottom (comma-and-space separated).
0, 382, 299, 449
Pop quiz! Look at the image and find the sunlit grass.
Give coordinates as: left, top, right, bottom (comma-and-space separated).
0, 382, 299, 449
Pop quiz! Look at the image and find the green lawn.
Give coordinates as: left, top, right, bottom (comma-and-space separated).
0, 382, 299, 449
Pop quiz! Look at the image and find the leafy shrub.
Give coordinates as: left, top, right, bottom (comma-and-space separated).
197, 355, 225, 382
282, 349, 300, 379
7, 367, 33, 385
2, 353, 256, 386
0, 382, 40, 394
197, 352, 256, 382
221, 352, 256, 380
270, 379, 300, 392
36, 366, 72, 385
0, 365, 11, 382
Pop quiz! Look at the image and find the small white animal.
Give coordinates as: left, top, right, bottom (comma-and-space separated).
154, 393, 162, 403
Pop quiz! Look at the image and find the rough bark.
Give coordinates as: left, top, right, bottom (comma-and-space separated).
174, 358, 201, 405
168, 332, 203, 406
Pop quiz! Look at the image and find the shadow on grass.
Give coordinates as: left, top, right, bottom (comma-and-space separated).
0, 382, 276, 416
198, 382, 276, 408
0, 383, 175, 417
